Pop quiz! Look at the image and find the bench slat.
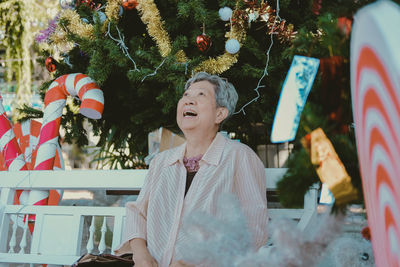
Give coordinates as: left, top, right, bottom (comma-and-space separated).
0, 168, 286, 190
0, 253, 80, 265
0, 168, 319, 266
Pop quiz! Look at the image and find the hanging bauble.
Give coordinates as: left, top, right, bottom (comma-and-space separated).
119, 5, 124, 16
59, 0, 75, 9
45, 57, 57, 72
312, 0, 322, 15
81, 18, 89, 23
122, 0, 138, 10
225, 39, 240, 54
196, 34, 212, 53
93, 11, 106, 24
219, 7, 232, 21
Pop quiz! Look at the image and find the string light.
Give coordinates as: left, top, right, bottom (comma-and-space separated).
105, 22, 139, 72
234, 0, 281, 115
141, 58, 167, 82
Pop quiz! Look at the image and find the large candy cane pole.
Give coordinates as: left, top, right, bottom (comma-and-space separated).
0, 94, 28, 171
27, 73, 104, 208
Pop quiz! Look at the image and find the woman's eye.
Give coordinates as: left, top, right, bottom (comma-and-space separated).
183, 92, 188, 96
199, 92, 205, 96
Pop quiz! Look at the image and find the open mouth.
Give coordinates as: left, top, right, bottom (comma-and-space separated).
183, 110, 198, 117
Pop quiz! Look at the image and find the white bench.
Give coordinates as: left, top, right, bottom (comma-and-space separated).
0, 168, 319, 266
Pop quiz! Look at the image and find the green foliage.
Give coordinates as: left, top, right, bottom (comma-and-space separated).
23, 0, 398, 205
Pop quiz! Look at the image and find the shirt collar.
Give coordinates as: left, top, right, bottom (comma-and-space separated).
166, 132, 227, 166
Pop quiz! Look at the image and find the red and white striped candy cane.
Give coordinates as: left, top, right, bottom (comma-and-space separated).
351, 1, 400, 266
12, 119, 65, 206
27, 73, 104, 207
0, 94, 28, 171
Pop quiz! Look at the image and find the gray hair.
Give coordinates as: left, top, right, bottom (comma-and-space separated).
184, 72, 238, 124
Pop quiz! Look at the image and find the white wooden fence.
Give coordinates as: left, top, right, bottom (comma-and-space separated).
0, 169, 319, 266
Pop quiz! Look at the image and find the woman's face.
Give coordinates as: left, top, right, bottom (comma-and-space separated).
177, 80, 227, 134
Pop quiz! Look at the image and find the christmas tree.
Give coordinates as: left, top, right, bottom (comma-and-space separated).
20, 0, 400, 206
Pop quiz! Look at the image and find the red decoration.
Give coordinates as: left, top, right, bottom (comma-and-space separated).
122, 0, 138, 10
196, 34, 212, 53
76, 0, 101, 10
45, 57, 57, 72
312, 0, 322, 15
361, 226, 371, 241
337, 17, 353, 37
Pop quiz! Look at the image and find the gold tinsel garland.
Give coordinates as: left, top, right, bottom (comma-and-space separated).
105, 0, 121, 21
61, 9, 95, 39
52, 0, 246, 74
194, 23, 246, 74
136, 0, 173, 58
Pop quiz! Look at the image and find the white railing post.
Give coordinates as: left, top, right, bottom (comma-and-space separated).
87, 216, 95, 254
19, 216, 29, 254
8, 214, 18, 253
99, 216, 107, 254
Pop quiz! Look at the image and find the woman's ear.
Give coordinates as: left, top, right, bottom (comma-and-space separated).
215, 107, 229, 124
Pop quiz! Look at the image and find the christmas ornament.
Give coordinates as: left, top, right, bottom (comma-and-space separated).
93, 11, 106, 24
361, 226, 371, 241
59, 0, 75, 9
312, 0, 322, 15
309, 128, 358, 205
351, 1, 400, 266
9, 119, 65, 206
122, 0, 138, 10
196, 34, 212, 53
248, 10, 259, 25
225, 38, 240, 54
35, 15, 59, 44
45, 57, 57, 72
337, 17, 352, 37
81, 17, 89, 23
219, 7, 233, 21
31, 73, 104, 212
0, 94, 27, 172
76, 0, 101, 10
270, 56, 320, 143
119, 5, 124, 16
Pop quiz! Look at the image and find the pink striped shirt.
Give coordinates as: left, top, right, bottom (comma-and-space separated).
115, 133, 268, 266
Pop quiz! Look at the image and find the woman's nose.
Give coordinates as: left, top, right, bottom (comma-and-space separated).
184, 96, 196, 105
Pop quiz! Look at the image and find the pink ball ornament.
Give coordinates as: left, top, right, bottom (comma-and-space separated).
225, 39, 240, 54
219, 7, 233, 21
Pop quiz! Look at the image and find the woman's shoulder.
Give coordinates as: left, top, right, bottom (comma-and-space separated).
224, 138, 258, 158
151, 144, 184, 166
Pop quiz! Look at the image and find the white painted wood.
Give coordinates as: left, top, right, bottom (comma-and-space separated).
8, 214, 17, 253
99, 217, 107, 254
0, 254, 80, 265
19, 218, 28, 254
111, 214, 124, 255
87, 216, 95, 254
0, 169, 283, 190
0, 168, 319, 266
297, 183, 320, 232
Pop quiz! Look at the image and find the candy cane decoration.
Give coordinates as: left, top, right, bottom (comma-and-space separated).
0, 94, 28, 171
27, 73, 104, 208
11, 119, 65, 206
351, 1, 400, 267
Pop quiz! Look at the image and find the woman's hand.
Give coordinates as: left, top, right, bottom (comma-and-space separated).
130, 238, 158, 267
169, 260, 194, 267
134, 251, 158, 267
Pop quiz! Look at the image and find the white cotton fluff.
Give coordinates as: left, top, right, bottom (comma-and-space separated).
180, 193, 343, 267
219, 7, 233, 21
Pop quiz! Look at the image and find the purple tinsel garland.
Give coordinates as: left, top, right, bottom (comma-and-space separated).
35, 14, 60, 44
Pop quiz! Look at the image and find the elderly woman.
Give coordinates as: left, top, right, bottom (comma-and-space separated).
115, 72, 268, 267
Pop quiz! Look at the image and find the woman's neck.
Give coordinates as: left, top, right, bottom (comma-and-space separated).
184, 130, 217, 158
